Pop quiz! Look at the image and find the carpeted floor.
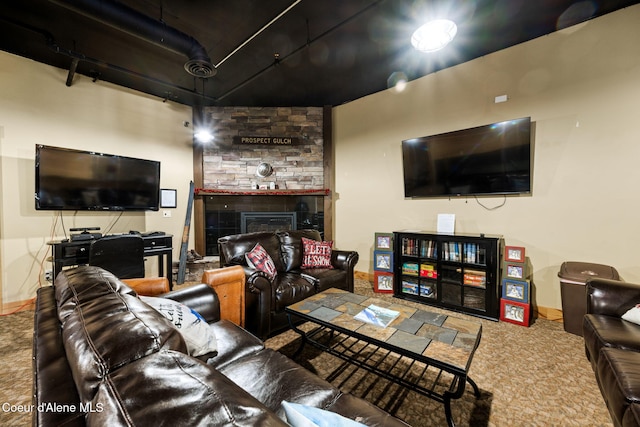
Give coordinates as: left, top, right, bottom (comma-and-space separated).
0, 279, 613, 426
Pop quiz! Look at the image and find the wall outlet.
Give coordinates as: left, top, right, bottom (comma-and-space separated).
44, 269, 53, 282
163, 210, 172, 218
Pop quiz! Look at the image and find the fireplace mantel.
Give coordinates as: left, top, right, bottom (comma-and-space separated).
195, 188, 330, 196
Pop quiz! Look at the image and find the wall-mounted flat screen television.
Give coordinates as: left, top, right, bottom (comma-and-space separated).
35, 145, 160, 211
402, 117, 532, 198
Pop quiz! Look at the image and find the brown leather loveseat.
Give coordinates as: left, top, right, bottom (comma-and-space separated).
583, 278, 640, 427
33, 265, 406, 426
218, 229, 359, 339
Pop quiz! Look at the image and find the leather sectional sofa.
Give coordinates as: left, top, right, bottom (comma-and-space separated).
584, 277, 640, 427
33, 265, 406, 426
218, 229, 359, 339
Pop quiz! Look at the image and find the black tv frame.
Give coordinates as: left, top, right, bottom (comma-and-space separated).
35, 145, 161, 211
401, 117, 532, 198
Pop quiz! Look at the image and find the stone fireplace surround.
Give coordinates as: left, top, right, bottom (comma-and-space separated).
193, 106, 333, 257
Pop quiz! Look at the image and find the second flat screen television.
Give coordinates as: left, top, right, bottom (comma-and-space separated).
402, 117, 532, 198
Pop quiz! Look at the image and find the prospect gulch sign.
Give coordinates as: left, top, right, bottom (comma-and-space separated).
232, 136, 299, 146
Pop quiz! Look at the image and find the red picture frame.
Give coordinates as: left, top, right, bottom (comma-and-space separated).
504, 246, 525, 263
374, 271, 394, 293
500, 298, 530, 327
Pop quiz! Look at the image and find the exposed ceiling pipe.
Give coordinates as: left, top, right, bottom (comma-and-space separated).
48, 0, 216, 78
0, 13, 217, 104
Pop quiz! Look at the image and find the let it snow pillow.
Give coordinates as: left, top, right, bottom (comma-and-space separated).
301, 237, 334, 269
140, 296, 217, 357
622, 304, 640, 325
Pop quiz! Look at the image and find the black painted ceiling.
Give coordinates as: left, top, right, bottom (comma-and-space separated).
1, 0, 638, 107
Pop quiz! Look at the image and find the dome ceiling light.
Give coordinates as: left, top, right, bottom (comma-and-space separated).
411, 19, 458, 53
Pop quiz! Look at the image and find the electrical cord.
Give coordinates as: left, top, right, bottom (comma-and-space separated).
475, 195, 507, 210
103, 211, 123, 235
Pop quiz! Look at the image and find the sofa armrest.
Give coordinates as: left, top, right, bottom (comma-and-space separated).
161, 284, 221, 323
331, 249, 359, 293
122, 277, 170, 296
244, 270, 276, 340
331, 249, 359, 271
586, 278, 639, 317
201, 265, 245, 289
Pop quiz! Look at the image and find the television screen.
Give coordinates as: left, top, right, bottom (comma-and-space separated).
35, 145, 160, 211
402, 117, 532, 198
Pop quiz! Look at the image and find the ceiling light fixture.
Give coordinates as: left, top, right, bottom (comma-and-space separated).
194, 129, 214, 143
411, 19, 458, 53
194, 78, 214, 143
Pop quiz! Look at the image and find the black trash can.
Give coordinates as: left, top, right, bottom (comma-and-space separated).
558, 261, 620, 336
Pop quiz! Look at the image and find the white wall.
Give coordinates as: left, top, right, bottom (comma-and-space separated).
0, 51, 194, 309
333, 6, 640, 312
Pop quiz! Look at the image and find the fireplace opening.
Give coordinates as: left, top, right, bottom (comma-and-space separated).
241, 212, 297, 233
204, 195, 324, 255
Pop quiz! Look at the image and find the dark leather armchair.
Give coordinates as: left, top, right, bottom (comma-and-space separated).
218, 229, 359, 339
584, 278, 640, 427
89, 234, 144, 279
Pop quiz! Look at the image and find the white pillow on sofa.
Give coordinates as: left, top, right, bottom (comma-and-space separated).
281, 401, 366, 427
140, 296, 217, 357
622, 304, 640, 325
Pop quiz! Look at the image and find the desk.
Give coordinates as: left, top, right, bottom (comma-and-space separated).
48, 234, 173, 288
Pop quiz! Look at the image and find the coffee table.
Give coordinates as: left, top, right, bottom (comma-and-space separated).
285, 288, 482, 427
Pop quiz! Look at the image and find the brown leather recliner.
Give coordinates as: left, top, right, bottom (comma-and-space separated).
218, 229, 359, 339
583, 278, 640, 427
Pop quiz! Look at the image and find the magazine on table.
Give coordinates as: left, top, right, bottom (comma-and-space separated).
354, 304, 400, 327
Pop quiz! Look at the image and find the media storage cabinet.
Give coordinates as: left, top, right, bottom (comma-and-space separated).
393, 231, 504, 320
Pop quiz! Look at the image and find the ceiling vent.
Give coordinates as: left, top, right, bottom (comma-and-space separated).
49, 0, 215, 78
184, 58, 216, 78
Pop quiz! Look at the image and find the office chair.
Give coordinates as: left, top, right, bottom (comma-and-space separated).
89, 234, 145, 279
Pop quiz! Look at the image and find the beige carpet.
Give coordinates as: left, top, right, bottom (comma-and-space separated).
265, 281, 613, 427
0, 280, 612, 426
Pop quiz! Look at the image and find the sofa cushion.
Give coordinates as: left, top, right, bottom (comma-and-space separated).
219, 348, 341, 418
89, 350, 289, 426
55, 266, 188, 403
205, 319, 265, 370
219, 231, 285, 272
274, 273, 317, 311
597, 347, 640, 427
301, 237, 334, 269
278, 229, 323, 272
141, 296, 218, 357
246, 242, 278, 279
584, 314, 640, 369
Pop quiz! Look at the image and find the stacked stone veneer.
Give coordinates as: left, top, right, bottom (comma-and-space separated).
202, 106, 324, 190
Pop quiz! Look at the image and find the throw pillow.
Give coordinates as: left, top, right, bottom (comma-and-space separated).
622, 304, 640, 325
140, 296, 217, 357
282, 401, 366, 427
245, 243, 278, 279
301, 237, 334, 269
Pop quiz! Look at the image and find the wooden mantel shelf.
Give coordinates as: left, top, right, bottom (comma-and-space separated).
195, 188, 330, 196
